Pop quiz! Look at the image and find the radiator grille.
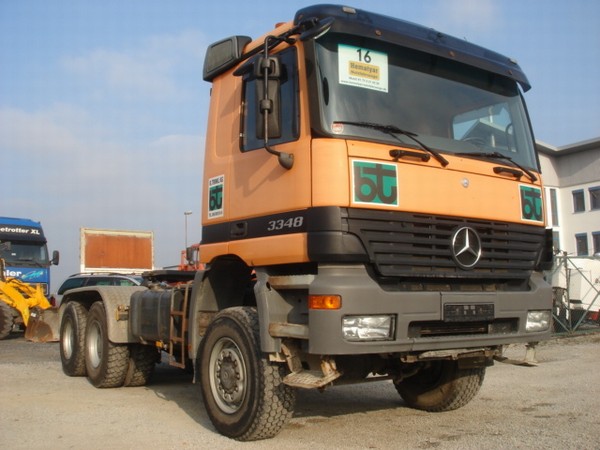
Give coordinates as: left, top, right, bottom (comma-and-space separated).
345, 210, 544, 285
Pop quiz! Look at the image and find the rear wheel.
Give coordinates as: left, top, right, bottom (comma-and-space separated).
60, 302, 88, 376
199, 307, 296, 441
395, 361, 485, 412
124, 344, 158, 387
85, 302, 129, 388
0, 301, 15, 340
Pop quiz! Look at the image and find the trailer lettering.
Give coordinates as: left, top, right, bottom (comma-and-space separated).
3, 269, 23, 277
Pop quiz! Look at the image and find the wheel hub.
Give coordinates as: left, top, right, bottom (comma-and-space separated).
87, 322, 103, 369
62, 321, 74, 359
216, 349, 244, 404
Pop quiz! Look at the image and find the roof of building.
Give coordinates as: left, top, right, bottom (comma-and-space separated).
537, 137, 600, 156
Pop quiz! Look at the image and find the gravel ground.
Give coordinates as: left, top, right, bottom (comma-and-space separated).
1, 332, 599, 449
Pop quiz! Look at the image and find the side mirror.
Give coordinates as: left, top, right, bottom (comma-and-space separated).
255, 56, 281, 140
51, 250, 60, 266
185, 246, 196, 265
256, 42, 294, 170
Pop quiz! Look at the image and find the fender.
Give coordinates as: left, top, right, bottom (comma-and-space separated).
187, 257, 251, 361
62, 285, 147, 343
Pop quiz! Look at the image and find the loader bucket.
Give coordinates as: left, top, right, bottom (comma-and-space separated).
24, 307, 60, 343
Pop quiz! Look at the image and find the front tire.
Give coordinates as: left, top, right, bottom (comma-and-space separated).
60, 302, 88, 376
395, 361, 485, 412
85, 302, 129, 388
198, 307, 296, 441
0, 301, 15, 340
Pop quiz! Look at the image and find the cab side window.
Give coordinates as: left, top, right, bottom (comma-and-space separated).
240, 47, 299, 151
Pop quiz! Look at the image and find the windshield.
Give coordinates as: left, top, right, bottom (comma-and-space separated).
0, 241, 49, 267
314, 33, 538, 170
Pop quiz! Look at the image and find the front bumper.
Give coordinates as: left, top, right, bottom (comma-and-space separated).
306, 265, 552, 355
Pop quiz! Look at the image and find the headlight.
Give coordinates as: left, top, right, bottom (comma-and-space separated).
526, 310, 552, 332
342, 315, 395, 341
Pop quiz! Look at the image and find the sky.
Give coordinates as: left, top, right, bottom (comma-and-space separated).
1, 0, 599, 288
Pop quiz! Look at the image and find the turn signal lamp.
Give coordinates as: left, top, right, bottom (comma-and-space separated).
308, 294, 341, 310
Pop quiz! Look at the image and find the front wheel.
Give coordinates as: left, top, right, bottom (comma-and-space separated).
0, 301, 15, 340
85, 302, 130, 388
395, 361, 485, 412
198, 307, 296, 441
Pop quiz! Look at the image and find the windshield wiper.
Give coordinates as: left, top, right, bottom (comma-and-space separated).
335, 121, 449, 167
456, 151, 537, 182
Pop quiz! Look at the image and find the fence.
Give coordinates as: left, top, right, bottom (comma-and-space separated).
548, 254, 600, 334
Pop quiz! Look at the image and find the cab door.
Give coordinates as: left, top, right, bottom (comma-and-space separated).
227, 45, 313, 265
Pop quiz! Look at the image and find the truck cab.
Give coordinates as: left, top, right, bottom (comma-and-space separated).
199, 5, 552, 354
0, 217, 58, 296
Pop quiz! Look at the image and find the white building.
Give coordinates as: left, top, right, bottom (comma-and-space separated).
538, 137, 600, 256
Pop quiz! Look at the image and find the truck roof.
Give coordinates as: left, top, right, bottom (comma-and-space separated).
0, 216, 42, 227
0, 216, 46, 242
294, 4, 531, 91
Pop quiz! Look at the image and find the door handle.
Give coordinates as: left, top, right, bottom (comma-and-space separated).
231, 222, 248, 239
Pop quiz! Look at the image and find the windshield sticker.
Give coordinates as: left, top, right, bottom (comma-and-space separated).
352, 160, 398, 207
208, 175, 224, 219
338, 44, 388, 93
331, 122, 344, 134
519, 185, 543, 222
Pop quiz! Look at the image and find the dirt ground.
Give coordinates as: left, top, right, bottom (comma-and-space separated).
1, 332, 599, 449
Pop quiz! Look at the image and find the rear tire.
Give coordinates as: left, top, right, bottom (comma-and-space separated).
124, 344, 158, 387
199, 307, 296, 441
85, 302, 129, 388
60, 302, 88, 376
0, 301, 15, 340
395, 361, 485, 412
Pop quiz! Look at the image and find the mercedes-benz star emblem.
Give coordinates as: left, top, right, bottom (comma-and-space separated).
451, 227, 482, 270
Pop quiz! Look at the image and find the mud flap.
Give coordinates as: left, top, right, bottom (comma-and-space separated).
24, 307, 60, 343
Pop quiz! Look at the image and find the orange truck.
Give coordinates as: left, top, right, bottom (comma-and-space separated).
56, 5, 553, 441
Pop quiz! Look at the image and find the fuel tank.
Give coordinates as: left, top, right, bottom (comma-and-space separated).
130, 288, 185, 342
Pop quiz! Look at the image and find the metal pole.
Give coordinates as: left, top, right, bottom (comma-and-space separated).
184, 211, 192, 249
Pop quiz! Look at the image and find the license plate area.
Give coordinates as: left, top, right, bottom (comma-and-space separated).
443, 303, 495, 322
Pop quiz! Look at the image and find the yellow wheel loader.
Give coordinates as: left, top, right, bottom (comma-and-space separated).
0, 258, 59, 342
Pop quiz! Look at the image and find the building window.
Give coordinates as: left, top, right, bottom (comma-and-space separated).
575, 233, 588, 256
549, 188, 559, 226
593, 232, 600, 256
552, 230, 560, 253
590, 187, 600, 210
572, 190, 585, 213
